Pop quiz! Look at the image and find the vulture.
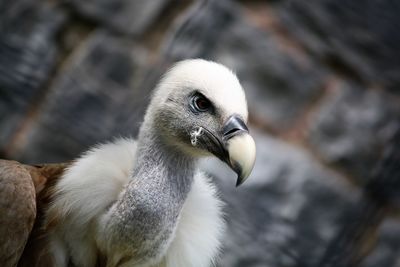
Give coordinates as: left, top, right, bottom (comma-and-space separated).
0, 59, 256, 267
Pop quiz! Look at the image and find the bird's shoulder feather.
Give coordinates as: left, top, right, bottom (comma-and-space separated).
0, 160, 36, 267
5, 161, 69, 267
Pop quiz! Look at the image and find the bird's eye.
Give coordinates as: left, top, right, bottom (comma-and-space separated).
191, 94, 211, 112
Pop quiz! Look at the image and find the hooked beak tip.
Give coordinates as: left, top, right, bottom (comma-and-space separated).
236, 175, 245, 187
227, 133, 256, 187
204, 115, 256, 187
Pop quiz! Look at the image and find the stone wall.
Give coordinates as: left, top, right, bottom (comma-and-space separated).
1, 0, 399, 266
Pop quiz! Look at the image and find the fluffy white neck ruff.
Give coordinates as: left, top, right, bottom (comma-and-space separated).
46, 138, 225, 267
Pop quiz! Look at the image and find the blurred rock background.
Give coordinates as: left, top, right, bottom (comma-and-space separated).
1, 0, 399, 266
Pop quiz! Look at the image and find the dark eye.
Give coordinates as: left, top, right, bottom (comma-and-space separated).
191, 93, 211, 113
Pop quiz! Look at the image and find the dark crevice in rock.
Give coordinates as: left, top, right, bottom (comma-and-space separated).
323, 54, 365, 85
58, 2, 100, 28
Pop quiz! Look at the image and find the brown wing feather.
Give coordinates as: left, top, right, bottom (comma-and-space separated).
0, 160, 36, 267
17, 162, 69, 267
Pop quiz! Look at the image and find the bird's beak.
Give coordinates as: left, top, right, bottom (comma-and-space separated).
194, 115, 256, 186
221, 115, 256, 186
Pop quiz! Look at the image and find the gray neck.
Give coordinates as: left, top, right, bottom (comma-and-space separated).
132, 126, 195, 200
108, 121, 196, 262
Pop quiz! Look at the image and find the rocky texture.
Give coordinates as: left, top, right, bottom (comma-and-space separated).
309, 82, 399, 183
362, 219, 400, 267
319, 127, 400, 267
12, 31, 151, 163
277, 0, 400, 93
212, 12, 325, 131
0, 1, 65, 150
161, 0, 326, 130
66, 0, 171, 36
1, 0, 400, 266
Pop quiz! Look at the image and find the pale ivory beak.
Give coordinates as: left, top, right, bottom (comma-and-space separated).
226, 133, 256, 186
200, 115, 256, 186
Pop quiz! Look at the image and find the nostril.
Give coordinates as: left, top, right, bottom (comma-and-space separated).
222, 115, 249, 139
224, 128, 241, 136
